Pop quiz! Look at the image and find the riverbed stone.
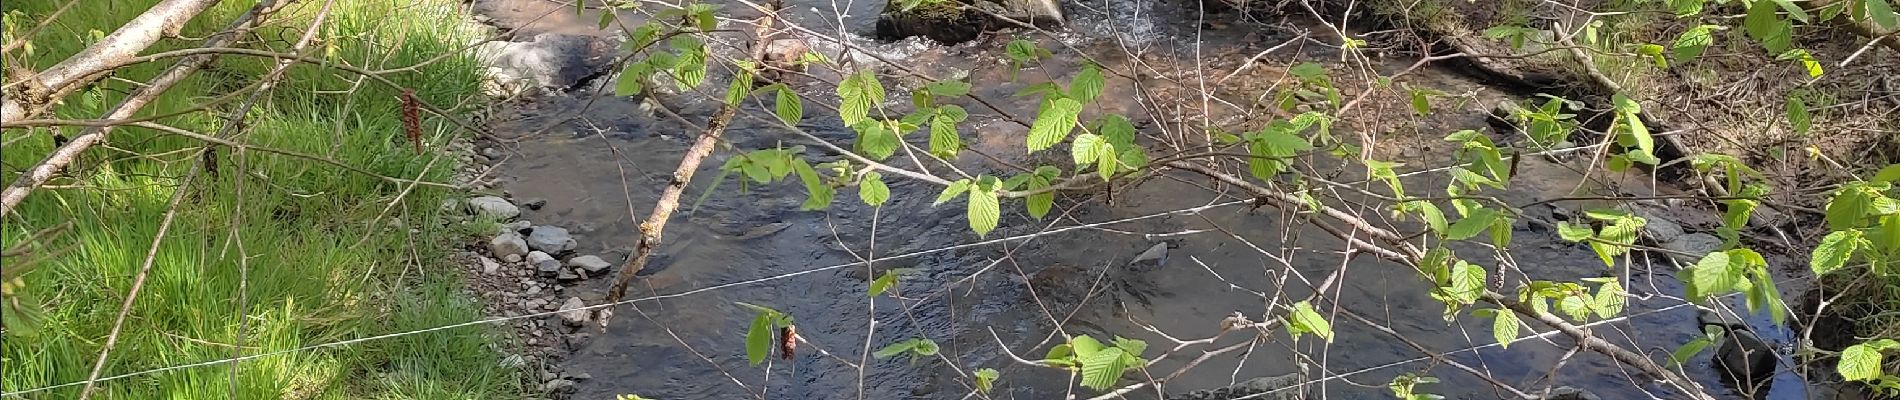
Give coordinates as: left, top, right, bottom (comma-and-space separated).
519, 197, 548, 210
490, 232, 530, 259
467, 196, 520, 220
527, 226, 577, 253
480, 256, 502, 275
541, 378, 577, 393
1627, 206, 1685, 240
568, 255, 611, 273
1538, 386, 1601, 400
1167, 372, 1303, 400
500, 220, 532, 235
528, 251, 561, 272
1661, 233, 1723, 263
558, 297, 589, 326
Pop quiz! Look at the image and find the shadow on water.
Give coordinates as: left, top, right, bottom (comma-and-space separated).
467, 0, 1824, 398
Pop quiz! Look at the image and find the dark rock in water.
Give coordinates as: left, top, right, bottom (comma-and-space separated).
1698, 309, 1778, 389
1537, 386, 1601, 400
519, 197, 548, 210
1167, 373, 1304, 400
875, 0, 1065, 44
1129, 240, 1177, 270
527, 225, 577, 254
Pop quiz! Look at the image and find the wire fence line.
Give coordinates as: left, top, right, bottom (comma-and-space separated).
1, 198, 1253, 397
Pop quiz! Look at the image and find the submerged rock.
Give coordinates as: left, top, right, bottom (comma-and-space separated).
567, 255, 612, 273
1660, 233, 1722, 264
1167, 372, 1304, 400
1538, 386, 1601, 400
527, 226, 577, 253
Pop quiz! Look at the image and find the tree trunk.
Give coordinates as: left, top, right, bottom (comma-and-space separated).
875, 0, 1065, 44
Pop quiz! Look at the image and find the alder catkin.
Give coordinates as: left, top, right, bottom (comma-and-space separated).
401, 88, 421, 155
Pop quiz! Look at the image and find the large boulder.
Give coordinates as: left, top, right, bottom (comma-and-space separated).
875, 0, 1065, 43
471, 33, 617, 96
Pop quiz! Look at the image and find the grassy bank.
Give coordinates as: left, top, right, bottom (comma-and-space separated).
1, 1, 521, 398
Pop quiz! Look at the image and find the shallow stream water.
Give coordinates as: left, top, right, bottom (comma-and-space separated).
468, 0, 1820, 398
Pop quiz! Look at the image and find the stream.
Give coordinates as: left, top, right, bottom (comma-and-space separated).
465, 0, 1825, 398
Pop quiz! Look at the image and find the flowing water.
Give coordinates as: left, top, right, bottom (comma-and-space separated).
467, 0, 1821, 398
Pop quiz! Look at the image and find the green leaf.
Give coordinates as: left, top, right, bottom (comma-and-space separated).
874, 340, 916, 358
793, 160, 833, 210
1069, 63, 1106, 104
1409, 89, 1433, 115
1685, 251, 1741, 298
1489, 308, 1519, 348
838, 71, 885, 127
1070, 335, 1107, 358
926, 80, 971, 97
1870, 0, 1899, 30
1246, 125, 1314, 181
1113, 336, 1148, 357
1026, 176, 1054, 220
1871, 164, 1900, 183
1811, 229, 1863, 275
929, 106, 965, 156
869, 270, 899, 297
1098, 114, 1136, 148
1028, 98, 1084, 152
1557, 294, 1592, 321
1446, 261, 1486, 304
935, 180, 972, 206
1072, 133, 1106, 166
913, 338, 940, 356
1773, 0, 1812, 22
1557, 221, 1594, 242
1828, 184, 1874, 230
615, 62, 648, 96
1635, 43, 1669, 68
1670, 337, 1715, 366
1840, 340, 1895, 381
1594, 281, 1625, 318
1776, 49, 1826, 78
1094, 140, 1117, 181
1005, 39, 1042, 64
1746, 0, 1782, 39
726, 69, 754, 105
1672, 25, 1720, 61
1404, 201, 1448, 234
1786, 95, 1811, 135
859, 171, 890, 206
1078, 347, 1128, 390
1286, 301, 1334, 342
776, 86, 803, 126
747, 314, 773, 365
856, 121, 900, 160
1446, 208, 1498, 240
967, 187, 1000, 236
974, 368, 1000, 394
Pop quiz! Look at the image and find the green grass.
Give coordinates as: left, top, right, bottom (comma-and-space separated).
1, 1, 522, 398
